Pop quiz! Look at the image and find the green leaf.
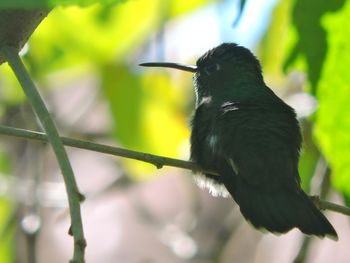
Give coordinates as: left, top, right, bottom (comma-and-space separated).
101, 64, 144, 149
0, 149, 11, 175
0, 64, 25, 104
260, 0, 296, 84
169, 0, 214, 17
26, 4, 158, 72
314, 1, 350, 197
0, 199, 14, 263
25, 0, 213, 76
282, 0, 345, 94
101, 64, 190, 155
298, 121, 320, 192
101, 64, 191, 178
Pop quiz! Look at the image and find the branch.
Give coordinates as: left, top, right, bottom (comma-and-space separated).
311, 196, 350, 216
0, 125, 199, 171
1, 124, 350, 217
0, 48, 85, 263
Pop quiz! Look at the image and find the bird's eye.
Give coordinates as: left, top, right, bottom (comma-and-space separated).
204, 63, 221, 75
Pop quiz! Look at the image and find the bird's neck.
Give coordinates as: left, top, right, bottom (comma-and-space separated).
196, 81, 270, 109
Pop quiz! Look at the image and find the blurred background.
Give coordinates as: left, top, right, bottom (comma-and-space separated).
1, 0, 350, 262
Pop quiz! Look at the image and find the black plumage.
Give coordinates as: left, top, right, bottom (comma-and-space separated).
140, 43, 337, 239
190, 43, 337, 238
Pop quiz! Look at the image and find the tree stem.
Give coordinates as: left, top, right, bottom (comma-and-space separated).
0, 47, 85, 263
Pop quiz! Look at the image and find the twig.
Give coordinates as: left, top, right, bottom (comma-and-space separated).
1, 124, 350, 217
0, 124, 201, 172
311, 196, 350, 216
0, 47, 85, 263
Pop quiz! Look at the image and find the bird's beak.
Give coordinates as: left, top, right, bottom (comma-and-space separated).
139, 62, 197, 73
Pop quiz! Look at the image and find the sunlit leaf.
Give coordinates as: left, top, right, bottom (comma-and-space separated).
6, 0, 211, 180
0, 149, 11, 175
27, 0, 212, 77
140, 72, 190, 157
101, 64, 144, 149
260, 0, 295, 83
260, 0, 329, 191
170, 0, 213, 17
0, 199, 14, 263
101, 65, 191, 178
27, 2, 160, 74
0, 150, 14, 261
314, 1, 350, 197
298, 121, 320, 191
283, 0, 346, 94
0, 64, 25, 104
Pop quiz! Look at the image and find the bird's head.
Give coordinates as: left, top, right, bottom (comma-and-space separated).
140, 43, 265, 105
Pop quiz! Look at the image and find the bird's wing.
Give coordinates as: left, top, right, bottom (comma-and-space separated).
217, 102, 301, 191
215, 102, 337, 238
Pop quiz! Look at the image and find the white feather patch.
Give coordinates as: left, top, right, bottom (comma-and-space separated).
228, 158, 239, 174
194, 175, 229, 197
207, 134, 218, 152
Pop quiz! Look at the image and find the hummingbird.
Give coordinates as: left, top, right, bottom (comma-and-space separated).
140, 43, 337, 239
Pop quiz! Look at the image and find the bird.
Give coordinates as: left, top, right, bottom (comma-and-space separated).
140, 43, 337, 239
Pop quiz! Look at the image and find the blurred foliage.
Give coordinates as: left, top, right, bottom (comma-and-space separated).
0, 0, 213, 9
261, 0, 312, 190
0, 0, 349, 197
0, 65, 25, 105
0, 0, 350, 260
26, 4, 161, 73
0, 0, 211, 259
101, 65, 189, 153
0, 0, 349, 190
260, 0, 297, 85
297, 121, 320, 192
262, 0, 350, 199
0, 152, 13, 262
101, 64, 191, 177
0, 199, 14, 263
283, 0, 345, 95
0, 0, 124, 9
314, 1, 350, 200
1, 0, 212, 178
0, 149, 11, 174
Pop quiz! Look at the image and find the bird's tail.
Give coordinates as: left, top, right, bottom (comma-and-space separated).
224, 176, 338, 239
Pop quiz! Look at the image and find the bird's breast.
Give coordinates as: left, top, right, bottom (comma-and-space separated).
206, 133, 219, 153
190, 104, 225, 172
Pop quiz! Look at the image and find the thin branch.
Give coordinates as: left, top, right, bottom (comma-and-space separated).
0, 124, 199, 171
0, 47, 85, 263
1, 124, 350, 217
311, 196, 350, 216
